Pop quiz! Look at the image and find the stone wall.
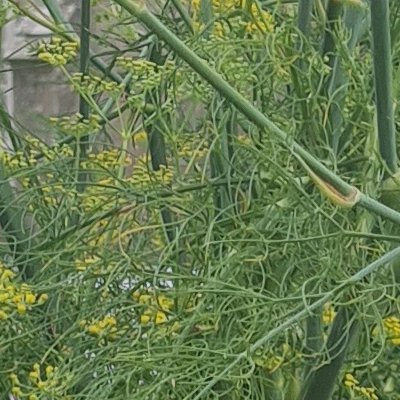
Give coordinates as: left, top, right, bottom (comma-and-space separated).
2, 1, 79, 138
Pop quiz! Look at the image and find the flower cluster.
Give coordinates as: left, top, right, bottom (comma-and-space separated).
83, 148, 132, 170
253, 343, 293, 373
133, 290, 174, 326
190, 0, 274, 38
343, 373, 378, 400
79, 178, 124, 213
10, 363, 69, 399
116, 57, 175, 107
37, 37, 78, 65
80, 315, 118, 340
0, 137, 73, 174
253, 352, 284, 373
27, 175, 77, 211
116, 57, 162, 89
71, 73, 124, 95
33, 140, 74, 162
128, 161, 174, 187
243, 3, 275, 34
177, 138, 209, 160
382, 315, 400, 345
74, 253, 102, 273
1, 150, 37, 171
322, 303, 336, 325
49, 113, 102, 136
0, 262, 48, 320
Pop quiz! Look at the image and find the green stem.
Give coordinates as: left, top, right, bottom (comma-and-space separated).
329, 5, 367, 155
112, 0, 400, 227
322, 0, 343, 68
170, 0, 194, 33
370, 0, 397, 173
145, 40, 175, 243
301, 307, 359, 400
297, 0, 313, 35
77, 0, 91, 191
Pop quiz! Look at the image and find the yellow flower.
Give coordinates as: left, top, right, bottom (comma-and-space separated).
33, 363, 41, 372
25, 293, 36, 304
37, 293, 49, 305
17, 303, 27, 314
0, 292, 9, 302
322, 304, 336, 324
0, 310, 8, 319
11, 386, 22, 396
137, 294, 152, 305
9, 373, 20, 385
134, 130, 147, 143
103, 315, 117, 326
391, 337, 400, 345
12, 294, 23, 304
0, 269, 15, 280
155, 310, 168, 325
36, 380, 46, 390
45, 365, 55, 378
158, 295, 174, 311
29, 370, 40, 382
344, 373, 359, 388
140, 314, 151, 325
87, 324, 102, 335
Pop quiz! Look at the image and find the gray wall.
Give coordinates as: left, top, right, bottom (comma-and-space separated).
2, 1, 79, 137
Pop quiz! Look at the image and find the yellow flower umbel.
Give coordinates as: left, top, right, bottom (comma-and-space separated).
243, 3, 275, 34
133, 290, 174, 326
322, 303, 336, 325
190, 0, 274, 38
9, 363, 67, 399
36, 36, 78, 65
71, 73, 124, 96
343, 372, 378, 400
0, 261, 48, 319
382, 315, 400, 345
49, 113, 102, 137
81, 315, 118, 340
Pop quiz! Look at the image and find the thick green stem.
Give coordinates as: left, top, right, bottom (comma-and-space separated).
113, 0, 400, 227
322, 0, 343, 68
371, 0, 397, 173
301, 308, 359, 400
297, 0, 313, 35
329, 5, 367, 155
145, 41, 175, 243
77, 0, 91, 192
